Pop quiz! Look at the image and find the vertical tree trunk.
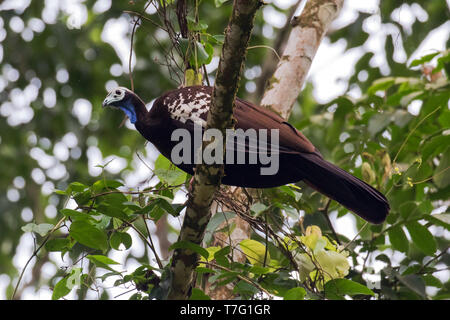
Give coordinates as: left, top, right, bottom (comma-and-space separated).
260, 0, 344, 119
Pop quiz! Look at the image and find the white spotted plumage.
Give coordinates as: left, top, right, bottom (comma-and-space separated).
164, 87, 211, 127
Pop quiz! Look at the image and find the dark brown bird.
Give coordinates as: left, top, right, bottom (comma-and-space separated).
103, 86, 389, 224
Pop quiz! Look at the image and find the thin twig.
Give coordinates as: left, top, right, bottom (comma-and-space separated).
320, 198, 340, 245
198, 261, 272, 297
11, 217, 66, 300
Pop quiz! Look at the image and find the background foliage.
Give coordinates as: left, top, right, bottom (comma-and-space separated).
0, 0, 449, 300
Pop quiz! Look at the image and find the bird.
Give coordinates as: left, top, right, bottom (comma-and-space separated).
102, 85, 389, 224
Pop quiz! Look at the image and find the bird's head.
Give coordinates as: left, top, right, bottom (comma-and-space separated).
102, 87, 139, 124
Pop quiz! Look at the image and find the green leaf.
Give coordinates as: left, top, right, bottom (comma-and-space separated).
424, 214, 450, 231
45, 238, 71, 252
92, 179, 123, 193
422, 275, 442, 288
421, 135, 450, 162
60, 208, 93, 221
169, 240, 209, 259
186, 17, 208, 32
211, 34, 224, 44
184, 68, 203, 86
239, 239, 270, 266
250, 202, 268, 216
204, 211, 235, 243
368, 113, 391, 136
68, 182, 88, 193
97, 204, 128, 219
406, 221, 437, 255
87, 254, 120, 271
283, 287, 306, 300
394, 273, 426, 298
367, 77, 395, 95
214, 0, 228, 8
52, 277, 71, 300
73, 190, 92, 206
388, 226, 409, 253
110, 232, 132, 250
69, 220, 108, 251
189, 288, 211, 300
214, 246, 231, 268
324, 279, 375, 299
21, 223, 54, 237
154, 154, 187, 186
409, 52, 440, 67
433, 147, 450, 188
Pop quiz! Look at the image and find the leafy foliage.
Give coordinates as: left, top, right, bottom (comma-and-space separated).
2, 0, 449, 300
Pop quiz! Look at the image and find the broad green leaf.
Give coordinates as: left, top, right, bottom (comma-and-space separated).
200, 246, 222, 262
324, 279, 374, 299
388, 226, 409, 253
87, 254, 120, 266
45, 238, 70, 252
283, 287, 306, 300
250, 202, 268, 216
96, 203, 128, 219
214, 246, 231, 268
110, 232, 132, 250
406, 221, 437, 255
186, 17, 208, 32
68, 182, 88, 193
52, 277, 71, 300
367, 77, 395, 95
423, 275, 442, 288
21, 223, 54, 237
394, 273, 426, 298
214, 0, 228, 8
69, 220, 108, 251
60, 208, 94, 221
184, 69, 202, 86
409, 52, 440, 67
368, 113, 391, 136
424, 214, 450, 231
433, 147, 450, 188
421, 135, 450, 162
92, 179, 124, 193
189, 288, 211, 300
73, 190, 92, 206
154, 154, 187, 186
240, 239, 270, 266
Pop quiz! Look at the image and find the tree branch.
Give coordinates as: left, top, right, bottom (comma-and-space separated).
167, 0, 262, 300
260, 0, 344, 119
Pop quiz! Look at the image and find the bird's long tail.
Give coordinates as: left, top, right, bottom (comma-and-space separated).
298, 153, 390, 224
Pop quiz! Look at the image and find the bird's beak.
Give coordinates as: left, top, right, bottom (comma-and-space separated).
102, 98, 110, 108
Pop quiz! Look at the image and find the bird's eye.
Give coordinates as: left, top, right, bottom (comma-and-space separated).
115, 90, 121, 95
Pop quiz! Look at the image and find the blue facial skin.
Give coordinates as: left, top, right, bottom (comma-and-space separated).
118, 100, 137, 124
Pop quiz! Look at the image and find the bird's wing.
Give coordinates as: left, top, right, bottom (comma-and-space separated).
151, 86, 317, 155
234, 98, 317, 154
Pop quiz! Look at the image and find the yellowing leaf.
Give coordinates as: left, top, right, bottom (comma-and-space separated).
240, 239, 270, 266
296, 253, 315, 282
200, 246, 222, 262
315, 250, 350, 280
